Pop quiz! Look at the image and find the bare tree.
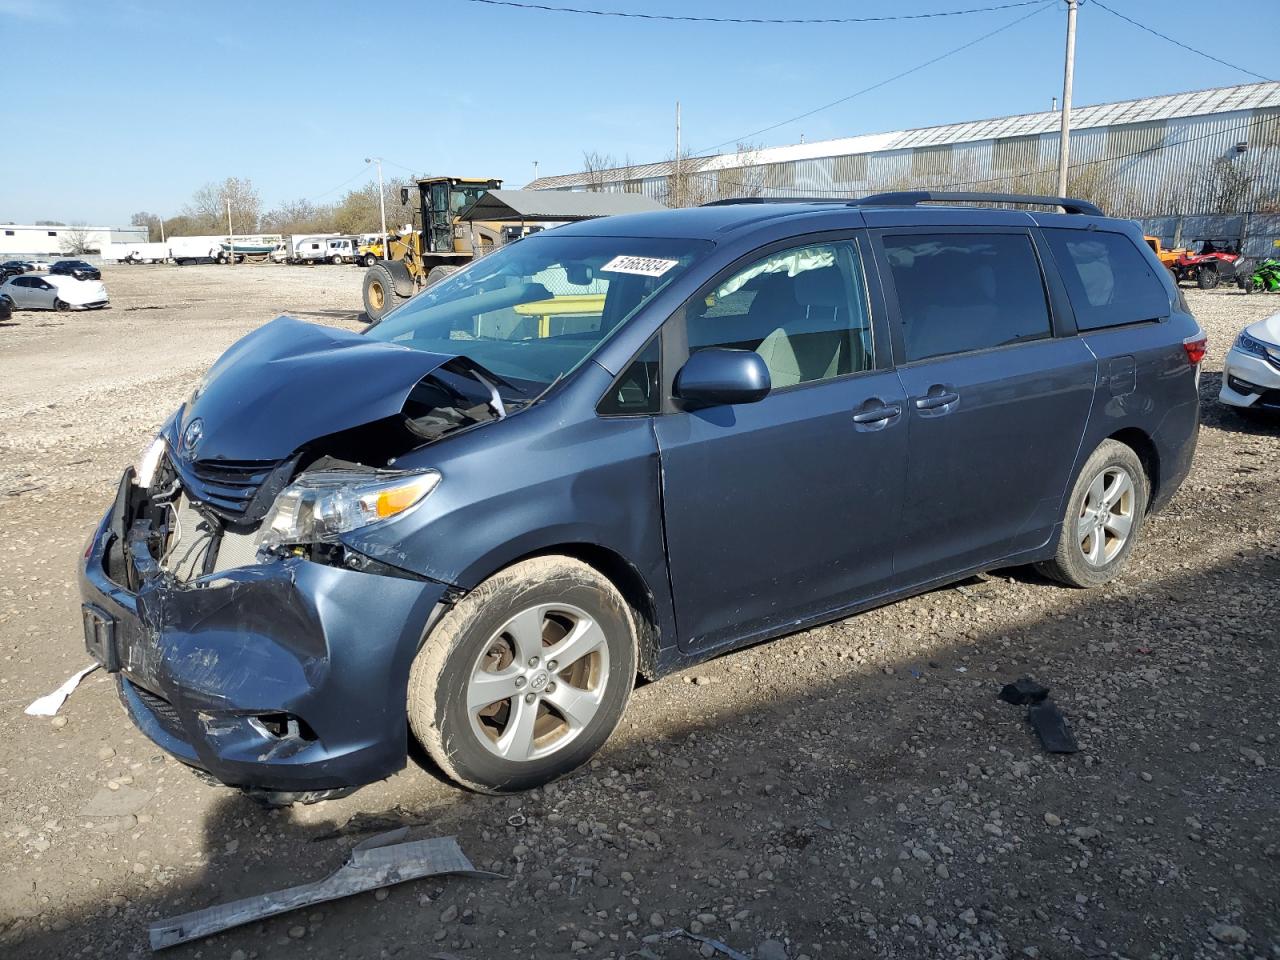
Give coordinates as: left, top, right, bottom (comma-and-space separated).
1207, 156, 1255, 214
130, 211, 162, 242
261, 198, 335, 235
582, 151, 617, 192
58, 223, 94, 255
183, 177, 262, 234
331, 177, 410, 235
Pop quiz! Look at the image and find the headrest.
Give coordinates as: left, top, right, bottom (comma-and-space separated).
795, 266, 845, 308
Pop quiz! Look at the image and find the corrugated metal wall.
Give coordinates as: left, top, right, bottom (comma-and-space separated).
563, 106, 1280, 220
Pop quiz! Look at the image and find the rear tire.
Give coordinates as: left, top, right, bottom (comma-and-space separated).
407, 556, 638, 794
362, 263, 407, 321
1036, 439, 1148, 588
426, 264, 460, 287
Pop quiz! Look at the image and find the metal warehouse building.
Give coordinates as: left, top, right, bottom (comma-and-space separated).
0, 223, 148, 258
530, 82, 1280, 226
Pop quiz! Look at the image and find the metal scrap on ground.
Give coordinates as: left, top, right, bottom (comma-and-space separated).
24, 663, 98, 716
659, 927, 751, 960
148, 830, 500, 950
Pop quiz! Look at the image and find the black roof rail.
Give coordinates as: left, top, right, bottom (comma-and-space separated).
850, 191, 1103, 217
700, 197, 847, 206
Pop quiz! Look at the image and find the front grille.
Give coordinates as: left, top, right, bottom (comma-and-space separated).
126, 680, 187, 741
177, 457, 281, 519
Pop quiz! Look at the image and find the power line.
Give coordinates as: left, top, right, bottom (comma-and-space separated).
465, 0, 1048, 25
692, 0, 1055, 154
309, 167, 376, 202
1091, 0, 1272, 84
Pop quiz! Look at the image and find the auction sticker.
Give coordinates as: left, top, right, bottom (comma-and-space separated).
601, 255, 679, 277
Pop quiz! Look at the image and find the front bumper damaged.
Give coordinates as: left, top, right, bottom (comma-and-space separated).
78, 483, 453, 799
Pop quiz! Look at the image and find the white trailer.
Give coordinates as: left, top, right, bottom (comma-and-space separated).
102, 241, 169, 264
168, 236, 223, 265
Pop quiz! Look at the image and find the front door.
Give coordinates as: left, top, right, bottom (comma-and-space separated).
874, 229, 1096, 585
654, 236, 908, 653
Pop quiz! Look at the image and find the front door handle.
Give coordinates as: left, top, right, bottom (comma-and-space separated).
852, 403, 902, 424
911, 391, 962, 409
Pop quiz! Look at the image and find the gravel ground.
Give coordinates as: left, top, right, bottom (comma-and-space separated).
0, 265, 1276, 960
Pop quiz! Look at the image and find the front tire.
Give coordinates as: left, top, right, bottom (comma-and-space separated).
54, 298, 70, 312
362, 253, 377, 268
1037, 439, 1147, 588
1197, 267, 1220, 290
408, 556, 638, 793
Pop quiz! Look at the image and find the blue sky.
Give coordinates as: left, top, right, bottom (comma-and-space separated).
0, 0, 1273, 225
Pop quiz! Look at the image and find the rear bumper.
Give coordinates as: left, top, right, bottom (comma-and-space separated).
78, 496, 452, 794
1220, 347, 1280, 409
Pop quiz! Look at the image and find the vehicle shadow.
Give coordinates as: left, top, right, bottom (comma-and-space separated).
5, 548, 1279, 958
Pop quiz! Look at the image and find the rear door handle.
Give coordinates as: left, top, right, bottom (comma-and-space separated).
852, 403, 902, 424
911, 391, 962, 409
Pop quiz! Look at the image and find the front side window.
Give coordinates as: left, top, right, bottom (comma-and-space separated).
1042, 229, 1169, 330
366, 235, 710, 394
686, 241, 874, 389
883, 233, 1051, 362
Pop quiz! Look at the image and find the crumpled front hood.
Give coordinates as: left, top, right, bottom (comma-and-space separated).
178, 316, 455, 462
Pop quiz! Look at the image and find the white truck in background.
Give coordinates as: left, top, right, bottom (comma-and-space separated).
168, 236, 224, 265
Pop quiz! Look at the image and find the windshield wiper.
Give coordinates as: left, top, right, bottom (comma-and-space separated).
440, 356, 522, 419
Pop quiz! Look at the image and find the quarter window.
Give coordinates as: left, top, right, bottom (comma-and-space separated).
598, 337, 660, 416
883, 233, 1051, 362
686, 241, 874, 389
1042, 229, 1169, 330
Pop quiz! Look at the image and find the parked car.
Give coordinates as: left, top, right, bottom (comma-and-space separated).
80, 191, 1203, 805
26, 259, 51, 272
1219, 312, 1280, 412
0, 293, 12, 322
0, 261, 27, 281
0, 273, 109, 310
51, 259, 102, 281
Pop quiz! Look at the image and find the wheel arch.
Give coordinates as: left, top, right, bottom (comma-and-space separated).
449, 541, 665, 680
1107, 427, 1160, 510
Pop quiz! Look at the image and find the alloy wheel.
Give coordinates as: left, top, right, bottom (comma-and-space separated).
466, 602, 609, 762
1077, 466, 1135, 567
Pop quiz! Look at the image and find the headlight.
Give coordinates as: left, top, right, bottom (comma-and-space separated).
134, 436, 166, 489
257, 468, 441, 553
1237, 332, 1280, 363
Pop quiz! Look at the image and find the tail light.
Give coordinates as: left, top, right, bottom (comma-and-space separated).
1182, 333, 1207, 366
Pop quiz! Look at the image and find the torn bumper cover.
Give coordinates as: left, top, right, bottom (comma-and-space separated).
78, 497, 452, 794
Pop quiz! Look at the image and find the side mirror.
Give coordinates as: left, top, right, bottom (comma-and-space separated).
674, 348, 771, 408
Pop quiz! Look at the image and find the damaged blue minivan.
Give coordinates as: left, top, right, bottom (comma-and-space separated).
80, 192, 1204, 802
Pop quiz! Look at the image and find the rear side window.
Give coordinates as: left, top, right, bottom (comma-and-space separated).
882, 233, 1051, 362
1042, 229, 1169, 330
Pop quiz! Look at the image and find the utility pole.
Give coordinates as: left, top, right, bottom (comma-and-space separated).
225, 198, 234, 267
1055, 0, 1078, 198
159, 216, 166, 244
366, 157, 388, 262
674, 100, 682, 208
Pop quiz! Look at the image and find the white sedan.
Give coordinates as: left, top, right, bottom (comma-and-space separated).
1220, 311, 1280, 412
0, 273, 109, 311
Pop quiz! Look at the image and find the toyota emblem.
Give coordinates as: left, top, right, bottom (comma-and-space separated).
181, 418, 204, 460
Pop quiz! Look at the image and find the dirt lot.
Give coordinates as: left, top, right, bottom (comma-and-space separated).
0, 264, 1276, 960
